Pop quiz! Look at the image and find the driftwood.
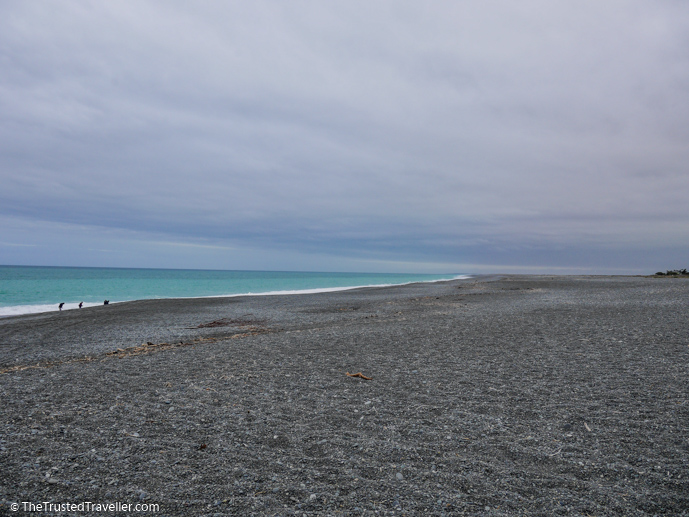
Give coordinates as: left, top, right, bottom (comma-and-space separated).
346, 371, 372, 380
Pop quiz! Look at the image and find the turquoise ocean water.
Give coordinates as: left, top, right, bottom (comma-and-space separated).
0, 266, 465, 316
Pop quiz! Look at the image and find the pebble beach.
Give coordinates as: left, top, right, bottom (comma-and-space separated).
1, 275, 688, 516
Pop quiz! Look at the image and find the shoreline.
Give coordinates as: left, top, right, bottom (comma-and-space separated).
1, 275, 687, 515
0, 274, 469, 318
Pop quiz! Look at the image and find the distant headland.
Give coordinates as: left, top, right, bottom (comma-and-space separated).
653, 268, 688, 277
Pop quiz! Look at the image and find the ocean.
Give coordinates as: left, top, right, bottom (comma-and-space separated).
0, 266, 466, 316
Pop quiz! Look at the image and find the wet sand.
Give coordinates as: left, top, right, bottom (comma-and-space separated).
1, 275, 688, 515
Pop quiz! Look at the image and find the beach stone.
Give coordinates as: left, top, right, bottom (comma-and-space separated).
1, 275, 688, 515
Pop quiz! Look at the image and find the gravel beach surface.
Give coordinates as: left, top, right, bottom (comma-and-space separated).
1, 275, 688, 516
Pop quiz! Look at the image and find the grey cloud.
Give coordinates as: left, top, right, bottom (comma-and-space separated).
1, 1, 689, 272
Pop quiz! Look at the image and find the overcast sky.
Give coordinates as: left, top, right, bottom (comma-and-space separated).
1, 1, 688, 273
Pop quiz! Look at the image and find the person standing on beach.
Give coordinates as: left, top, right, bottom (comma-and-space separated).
79, 302, 83, 308
58, 303, 64, 311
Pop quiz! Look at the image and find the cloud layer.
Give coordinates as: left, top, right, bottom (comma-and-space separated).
2, 1, 688, 272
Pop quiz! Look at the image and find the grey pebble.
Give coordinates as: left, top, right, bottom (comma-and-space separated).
1, 276, 687, 516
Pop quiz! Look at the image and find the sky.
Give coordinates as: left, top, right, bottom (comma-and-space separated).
1, 1, 688, 274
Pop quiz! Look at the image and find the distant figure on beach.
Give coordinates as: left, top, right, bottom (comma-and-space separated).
79, 302, 83, 308
59, 303, 64, 311
104, 300, 109, 305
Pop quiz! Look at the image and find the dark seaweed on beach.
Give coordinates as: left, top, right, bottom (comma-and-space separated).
187, 317, 266, 329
